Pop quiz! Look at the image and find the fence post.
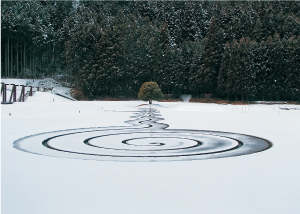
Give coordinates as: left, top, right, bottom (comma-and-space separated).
5, 84, 8, 103
23, 86, 25, 102
29, 86, 33, 96
18, 85, 25, 102
9, 84, 16, 103
1, 83, 6, 103
13, 84, 16, 102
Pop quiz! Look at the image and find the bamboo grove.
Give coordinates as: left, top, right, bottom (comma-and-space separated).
1, 1, 300, 101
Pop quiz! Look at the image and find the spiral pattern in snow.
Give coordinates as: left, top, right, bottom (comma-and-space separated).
13, 108, 272, 162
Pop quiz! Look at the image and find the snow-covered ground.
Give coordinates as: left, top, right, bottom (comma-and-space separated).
1, 88, 300, 214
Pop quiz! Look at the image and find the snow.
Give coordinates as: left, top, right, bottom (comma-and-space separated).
1, 78, 74, 100
26, 91, 72, 103
176, 103, 226, 111
1, 89, 300, 214
1, 78, 28, 86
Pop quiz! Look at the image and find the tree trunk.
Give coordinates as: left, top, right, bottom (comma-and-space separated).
20, 44, 22, 78
32, 57, 34, 82
8, 38, 10, 77
23, 41, 26, 76
4, 45, 7, 77
4, 45, 7, 76
29, 53, 33, 79
149, 100, 152, 112
0, 51, 2, 76
34, 57, 36, 80
11, 38, 13, 77
40, 56, 41, 76
17, 41, 19, 78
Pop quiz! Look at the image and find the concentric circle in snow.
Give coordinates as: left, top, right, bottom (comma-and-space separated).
13, 108, 271, 162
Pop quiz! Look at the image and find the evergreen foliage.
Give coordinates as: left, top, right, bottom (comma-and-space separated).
1, 1, 300, 101
138, 81, 163, 104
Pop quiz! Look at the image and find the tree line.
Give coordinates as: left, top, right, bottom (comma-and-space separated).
1, 1, 73, 79
1, 1, 300, 101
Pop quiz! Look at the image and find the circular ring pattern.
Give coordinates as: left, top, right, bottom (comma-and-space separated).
13, 108, 272, 162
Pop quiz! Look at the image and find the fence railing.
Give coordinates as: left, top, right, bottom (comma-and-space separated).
1, 82, 53, 104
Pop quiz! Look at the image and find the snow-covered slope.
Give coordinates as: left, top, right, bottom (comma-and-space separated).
1, 78, 75, 101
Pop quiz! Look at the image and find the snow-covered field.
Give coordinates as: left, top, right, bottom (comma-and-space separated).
1, 88, 300, 214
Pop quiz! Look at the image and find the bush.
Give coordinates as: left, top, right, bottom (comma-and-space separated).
138, 81, 163, 104
71, 88, 87, 100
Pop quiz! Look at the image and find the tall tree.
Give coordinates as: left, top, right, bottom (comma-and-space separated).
218, 42, 231, 99
285, 36, 300, 100
198, 17, 225, 93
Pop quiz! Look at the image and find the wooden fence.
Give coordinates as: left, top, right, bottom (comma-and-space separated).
1, 82, 53, 104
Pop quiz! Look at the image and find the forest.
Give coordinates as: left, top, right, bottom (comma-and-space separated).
1, 1, 300, 101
